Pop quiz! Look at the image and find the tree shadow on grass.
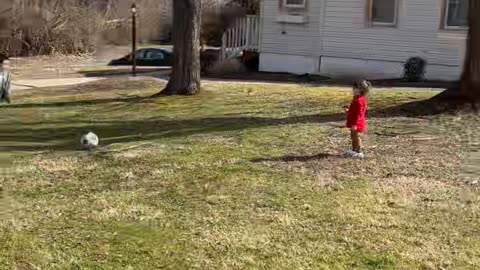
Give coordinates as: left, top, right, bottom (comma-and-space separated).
206, 72, 456, 89
252, 153, 340, 163
3, 96, 150, 109
0, 92, 454, 153
0, 113, 347, 152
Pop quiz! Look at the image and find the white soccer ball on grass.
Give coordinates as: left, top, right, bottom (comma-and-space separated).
80, 132, 99, 149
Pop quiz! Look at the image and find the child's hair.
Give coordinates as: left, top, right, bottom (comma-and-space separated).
353, 80, 372, 96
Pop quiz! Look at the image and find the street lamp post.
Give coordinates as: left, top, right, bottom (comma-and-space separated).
131, 3, 137, 76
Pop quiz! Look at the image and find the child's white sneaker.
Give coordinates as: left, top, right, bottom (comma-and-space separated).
343, 150, 356, 158
352, 152, 365, 159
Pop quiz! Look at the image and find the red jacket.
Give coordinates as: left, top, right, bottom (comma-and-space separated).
346, 95, 368, 132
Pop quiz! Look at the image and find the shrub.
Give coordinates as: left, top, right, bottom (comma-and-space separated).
403, 57, 427, 82
1, 0, 107, 56
207, 58, 246, 75
1, 0, 172, 56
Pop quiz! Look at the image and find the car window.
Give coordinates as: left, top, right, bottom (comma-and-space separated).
145, 50, 164, 60
135, 50, 146, 59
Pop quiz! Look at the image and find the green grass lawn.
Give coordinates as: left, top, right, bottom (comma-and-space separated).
0, 79, 479, 269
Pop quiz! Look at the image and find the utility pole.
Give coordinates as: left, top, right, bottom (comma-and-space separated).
131, 2, 137, 76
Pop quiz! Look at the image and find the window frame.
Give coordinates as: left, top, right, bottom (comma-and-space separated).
369, 0, 399, 27
443, 0, 469, 30
283, 0, 306, 9
145, 50, 165, 60
134, 50, 147, 60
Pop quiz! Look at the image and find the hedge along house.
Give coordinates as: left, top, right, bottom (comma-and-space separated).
257, 0, 469, 81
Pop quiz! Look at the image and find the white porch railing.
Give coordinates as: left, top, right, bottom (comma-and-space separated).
221, 15, 260, 60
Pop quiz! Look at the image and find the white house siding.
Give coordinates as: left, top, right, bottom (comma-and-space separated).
259, 0, 324, 74
259, 0, 467, 81
321, 0, 466, 80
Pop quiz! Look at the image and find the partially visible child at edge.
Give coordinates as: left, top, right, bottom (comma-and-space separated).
0, 56, 12, 104
344, 80, 371, 159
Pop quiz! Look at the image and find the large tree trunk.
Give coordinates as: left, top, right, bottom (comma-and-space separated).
459, 0, 480, 103
158, 0, 201, 96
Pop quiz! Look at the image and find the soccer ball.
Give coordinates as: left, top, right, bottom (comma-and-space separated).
80, 132, 99, 149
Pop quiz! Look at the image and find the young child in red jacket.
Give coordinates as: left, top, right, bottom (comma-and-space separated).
344, 80, 371, 159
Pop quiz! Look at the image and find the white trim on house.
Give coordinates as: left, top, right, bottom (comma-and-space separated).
260, 53, 318, 74
259, 53, 462, 81
276, 14, 308, 24
320, 57, 403, 80
319, 56, 461, 81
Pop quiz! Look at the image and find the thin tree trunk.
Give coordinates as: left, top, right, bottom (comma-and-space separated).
157, 0, 201, 96
459, 0, 480, 103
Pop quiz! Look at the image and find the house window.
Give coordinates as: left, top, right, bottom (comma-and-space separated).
278, 0, 308, 23
445, 0, 469, 29
370, 0, 398, 26
283, 0, 306, 9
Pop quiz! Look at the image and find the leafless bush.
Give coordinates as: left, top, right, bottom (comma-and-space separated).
0, 0, 257, 57
201, 0, 248, 47
0, 0, 107, 56
137, 0, 172, 43
0, 0, 171, 56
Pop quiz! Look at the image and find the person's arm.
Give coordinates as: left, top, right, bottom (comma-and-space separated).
0, 72, 5, 95
5, 73, 10, 89
4, 72, 11, 103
